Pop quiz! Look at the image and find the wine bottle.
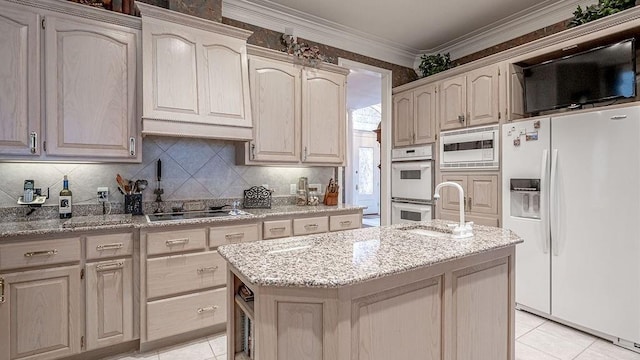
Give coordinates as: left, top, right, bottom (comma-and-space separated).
59, 175, 72, 219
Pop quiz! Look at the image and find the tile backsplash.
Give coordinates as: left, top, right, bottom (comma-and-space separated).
0, 136, 334, 208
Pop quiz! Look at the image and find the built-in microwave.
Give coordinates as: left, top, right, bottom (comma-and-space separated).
439, 125, 500, 170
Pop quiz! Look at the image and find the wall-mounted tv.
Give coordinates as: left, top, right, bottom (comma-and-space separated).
523, 38, 636, 114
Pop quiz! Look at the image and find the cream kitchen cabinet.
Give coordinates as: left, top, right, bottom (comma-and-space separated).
440, 64, 501, 131
238, 46, 348, 166
393, 83, 437, 148
44, 15, 139, 160
138, 3, 253, 141
0, 4, 40, 156
0, 0, 141, 162
438, 173, 500, 226
0, 266, 82, 360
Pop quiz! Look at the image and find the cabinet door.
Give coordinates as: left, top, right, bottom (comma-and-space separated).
0, 6, 40, 156
142, 19, 199, 121
467, 65, 500, 127
439, 76, 466, 131
392, 92, 413, 147
248, 56, 300, 162
508, 63, 526, 121
199, 31, 252, 128
440, 174, 467, 213
301, 68, 346, 164
0, 266, 81, 360
413, 84, 437, 144
44, 16, 138, 159
467, 175, 498, 215
85, 258, 133, 351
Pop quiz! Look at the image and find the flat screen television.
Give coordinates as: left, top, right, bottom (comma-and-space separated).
523, 38, 636, 114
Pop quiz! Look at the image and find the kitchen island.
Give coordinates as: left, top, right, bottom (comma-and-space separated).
218, 220, 523, 360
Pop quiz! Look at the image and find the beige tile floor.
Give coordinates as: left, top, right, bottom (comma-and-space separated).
106, 310, 640, 360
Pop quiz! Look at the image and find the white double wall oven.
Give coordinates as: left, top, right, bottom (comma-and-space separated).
391, 145, 434, 224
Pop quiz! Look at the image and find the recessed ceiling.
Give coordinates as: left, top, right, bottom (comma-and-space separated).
224, 0, 597, 67
261, 0, 548, 51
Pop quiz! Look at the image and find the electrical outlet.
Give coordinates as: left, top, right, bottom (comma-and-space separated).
309, 184, 321, 192
97, 187, 109, 203
290, 184, 297, 195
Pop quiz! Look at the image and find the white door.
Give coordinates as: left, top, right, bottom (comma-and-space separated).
353, 130, 380, 214
551, 106, 640, 343
501, 118, 551, 314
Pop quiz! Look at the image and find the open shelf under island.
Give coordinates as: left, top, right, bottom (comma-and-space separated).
218, 220, 523, 360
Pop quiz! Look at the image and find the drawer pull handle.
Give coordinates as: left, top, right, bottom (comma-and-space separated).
24, 249, 58, 258
340, 220, 352, 226
304, 224, 318, 229
166, 238, 189, 246
197, 266, 218, 274
225, 232, 245, 239
96, 243, 124, 251
0, 277, 5, 304
197, 305, 218, 314
96, 261, 124, 271
269, 227, 286, 232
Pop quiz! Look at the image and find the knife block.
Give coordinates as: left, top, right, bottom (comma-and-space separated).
323, 191, 338, 206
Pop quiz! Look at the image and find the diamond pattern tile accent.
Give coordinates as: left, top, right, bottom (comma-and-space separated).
0, 137, 336, 207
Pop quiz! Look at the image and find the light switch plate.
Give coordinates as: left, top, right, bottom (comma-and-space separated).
290, 184, 297, 195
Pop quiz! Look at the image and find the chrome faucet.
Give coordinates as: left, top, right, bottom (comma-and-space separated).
433, 182, 473, 239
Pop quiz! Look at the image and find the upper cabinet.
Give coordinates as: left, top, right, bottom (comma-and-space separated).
0, 0, 141, 162
138, 3, 253, 141
238, 46, 347, 166
440, 64, 501, 131
0, 5, 40, 156
44, 16, 138, 159
393, 83, 437, 148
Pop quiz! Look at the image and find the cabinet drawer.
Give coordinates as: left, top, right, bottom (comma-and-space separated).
146, 228, 206, 255
0, 237, 80, 270
147, 251, 226, 299
86, 232, 134, 260
263, 219, 292, 239
146, 288, 227, 341
330, 213, 361, 231
209, 223, 259, 248
293, 216, 328, 235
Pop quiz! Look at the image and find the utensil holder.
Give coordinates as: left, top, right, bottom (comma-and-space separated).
124, 194, 143, 215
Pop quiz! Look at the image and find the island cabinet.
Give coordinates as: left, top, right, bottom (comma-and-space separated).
440, 64, 502, 131
438, 173, 500, 227
138, 2, 253, 141
392, 83, 437, 148
0, 0, 141, 162
237, 46, 348, 166
222, 222, 518, 360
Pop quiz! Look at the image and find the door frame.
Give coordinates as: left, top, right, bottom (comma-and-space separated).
337, 58, 392, 225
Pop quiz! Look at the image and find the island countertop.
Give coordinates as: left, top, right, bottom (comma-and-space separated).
217, 220, 523, 288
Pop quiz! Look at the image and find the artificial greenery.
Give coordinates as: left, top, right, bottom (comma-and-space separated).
418, 53, 452, 78
569, 0, 636, 27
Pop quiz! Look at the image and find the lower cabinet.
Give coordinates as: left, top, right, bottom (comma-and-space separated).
0, 266, 82, 360
85, 258, 134, 351
438, 172, 500, 227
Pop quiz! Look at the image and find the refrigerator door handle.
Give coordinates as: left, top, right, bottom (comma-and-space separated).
541, 149, 550, 254
550, 149, 559, 256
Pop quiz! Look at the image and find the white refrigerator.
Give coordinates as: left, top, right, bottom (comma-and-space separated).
502, 105, 640, 346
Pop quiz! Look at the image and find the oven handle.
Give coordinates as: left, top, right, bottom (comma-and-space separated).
392, 203, 432, 211
392, 163, 431, 170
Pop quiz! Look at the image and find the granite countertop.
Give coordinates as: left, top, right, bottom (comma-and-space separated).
218, 220, 523, 288
0, 204, 365, 239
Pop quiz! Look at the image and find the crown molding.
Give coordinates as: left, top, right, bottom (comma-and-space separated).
222, 0, 418, 68
395, 5, 640, 93
419, 0, 598, 65
136, 1, 252, 39
5, 0, 142, 29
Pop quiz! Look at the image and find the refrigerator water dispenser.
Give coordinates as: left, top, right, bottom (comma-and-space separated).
510, 179, 540, 219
